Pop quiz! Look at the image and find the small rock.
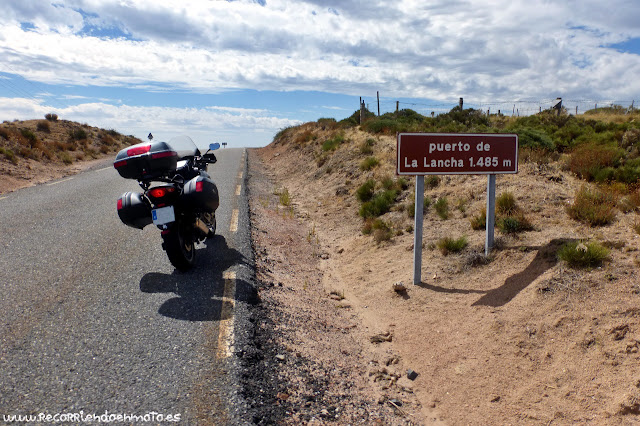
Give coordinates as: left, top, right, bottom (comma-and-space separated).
393, 282, 406, 292
337, 248, 344, 254
370, 332, 393, 344
277, 392, 289, 400
407, 369, 419, 380
490, 395, 501, 403
433, 273, 438, 280
275, 354, 286, 362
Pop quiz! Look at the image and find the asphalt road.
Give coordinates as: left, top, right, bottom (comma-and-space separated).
0, 148, 254, 424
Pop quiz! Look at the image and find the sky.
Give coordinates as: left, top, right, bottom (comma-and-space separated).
1, 1, 640, 148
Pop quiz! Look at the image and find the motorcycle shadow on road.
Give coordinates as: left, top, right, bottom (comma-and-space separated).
139, 235, 256, 322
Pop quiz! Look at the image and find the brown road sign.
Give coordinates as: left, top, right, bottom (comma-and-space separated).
397, 133, 518, 175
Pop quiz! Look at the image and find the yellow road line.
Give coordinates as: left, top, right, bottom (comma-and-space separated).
230, 209, 239, 232
0, 196, 8, 201
217, 271, 236, 359
235, 184, 242, 196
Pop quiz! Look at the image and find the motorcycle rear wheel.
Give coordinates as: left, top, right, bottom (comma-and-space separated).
162, 226, 196, 271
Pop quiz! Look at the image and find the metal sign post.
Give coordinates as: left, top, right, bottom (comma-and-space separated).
397, 133, 518, 284
485, 174, 496, 256
413, 176, 424, 284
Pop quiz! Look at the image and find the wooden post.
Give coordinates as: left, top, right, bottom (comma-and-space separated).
360, 99, 365, 124
576, 106, 578, 115
459, 98, 463, 110
377, 91, 380, 116
413, 176, 424, 284
396, 101, 399, 113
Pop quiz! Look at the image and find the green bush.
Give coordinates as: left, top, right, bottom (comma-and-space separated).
434, 197, 449, 219
69, 128, 88, 141
569, 143, 624, 181
436, 236, 468, 255
45, 113, 58, 121
360, 156, 379, 171
0, 147, 18, 164
407, 197, 431, 219
359, 190, 398, 218
20, 128, 37, 146
322, 133, 344, 151
566, 186, 617, 226
426, 175, 440, 189
513, 127, 555, 151
497, 213, 534, 234
356, 179, 376, 202
557, 241, 609, 268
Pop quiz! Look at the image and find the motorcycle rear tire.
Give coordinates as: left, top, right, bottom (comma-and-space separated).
163, 226, 196, 271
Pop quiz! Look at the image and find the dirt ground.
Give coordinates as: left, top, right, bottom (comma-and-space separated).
251, 125, 640, 425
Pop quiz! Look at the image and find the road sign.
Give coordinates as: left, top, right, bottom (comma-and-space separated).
397, 132, 519, 284
397, 133, 518, 175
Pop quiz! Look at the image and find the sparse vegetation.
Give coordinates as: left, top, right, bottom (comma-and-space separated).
557, 240, 610, 268
360, 156, 379, 171
356, 180, 376, 203
434, 197, 449, 220
470, 208, 487, 230
496, 192, 518, 216
566, 186, 617, 226
436, 236, 468, 255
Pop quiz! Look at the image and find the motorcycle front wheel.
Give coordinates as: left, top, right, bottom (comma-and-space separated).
162, 225, 195, 271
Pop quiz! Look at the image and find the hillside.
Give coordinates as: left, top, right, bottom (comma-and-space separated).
0, 116, 139, 194
254, 108, 640, 424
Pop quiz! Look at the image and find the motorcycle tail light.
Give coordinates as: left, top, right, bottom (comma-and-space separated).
126, 144, 151, 157
151, 151, 177, 160
148, 186, 176, 199
117, 198, 123, 210
195, 181, 204, 192
113, 160, 127, 168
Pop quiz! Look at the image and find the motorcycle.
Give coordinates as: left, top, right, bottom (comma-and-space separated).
113, 135, 220, 271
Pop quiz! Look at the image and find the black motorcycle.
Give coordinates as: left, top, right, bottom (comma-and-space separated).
114, 136, 220, 271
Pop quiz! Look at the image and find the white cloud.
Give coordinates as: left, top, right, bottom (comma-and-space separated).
0, 96, 300, 147
1, 0, 640, 103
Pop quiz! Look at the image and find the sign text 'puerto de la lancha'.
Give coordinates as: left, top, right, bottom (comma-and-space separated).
397, 133, 518, 175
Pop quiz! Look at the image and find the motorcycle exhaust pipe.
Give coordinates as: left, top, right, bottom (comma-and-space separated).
193, 217, 210, 239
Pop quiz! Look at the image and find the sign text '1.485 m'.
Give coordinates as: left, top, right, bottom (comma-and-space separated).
396, 133, 518, 175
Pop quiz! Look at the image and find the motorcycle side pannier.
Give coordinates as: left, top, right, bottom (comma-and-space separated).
117, 192, 152, 229
182, 176, 219, 213
113, 136, 199, 180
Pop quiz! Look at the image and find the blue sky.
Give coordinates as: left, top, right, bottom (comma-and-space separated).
1, 1, 640, 147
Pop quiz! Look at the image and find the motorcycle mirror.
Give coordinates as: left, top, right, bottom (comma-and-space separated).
209, 143, 220, 151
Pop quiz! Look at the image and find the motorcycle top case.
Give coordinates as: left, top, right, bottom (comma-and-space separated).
117, 191, 152, 229
113, 136, 200, 180
182, 176, 219, 213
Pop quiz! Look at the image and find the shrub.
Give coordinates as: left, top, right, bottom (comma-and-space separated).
44, 113, 58, 121
36, 121, 51, 133
322, 133, 344, 151
356, 179, 376, 203
69, 128, 88, 141
496, 192, 518, 215
513, 127, 555, 151
359, 190, 398, 218
58, 151, 73, 164
426, 175, 440, 189
359, 140, 374, 155
360, 156, 379, 171
0, 147, 18, 165
20, 128, 37, 146
382, 176, 408, 191
569, 143, 624, 181
470, 208, 487, 230
497, 212, 534, 234
0, 128, 8, 140
566, 186, 617, 226
436, 236, 468, 255
277, 188, 291, 206
557, 241, 609, 268
434, 197, 449, 219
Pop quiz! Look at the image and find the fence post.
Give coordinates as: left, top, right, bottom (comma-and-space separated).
377, 91, 380, 116
360, 99, 365, 124
459, 98, 463, 110
396, 101, 399, 113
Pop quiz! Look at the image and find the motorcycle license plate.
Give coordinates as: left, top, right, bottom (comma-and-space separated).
152, 206, 175, 225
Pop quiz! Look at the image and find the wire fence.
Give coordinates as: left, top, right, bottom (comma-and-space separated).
363, 97, 638, 118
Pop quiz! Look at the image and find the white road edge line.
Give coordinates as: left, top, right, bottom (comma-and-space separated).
95, 166, 112, 172
46, 177, 74, 186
